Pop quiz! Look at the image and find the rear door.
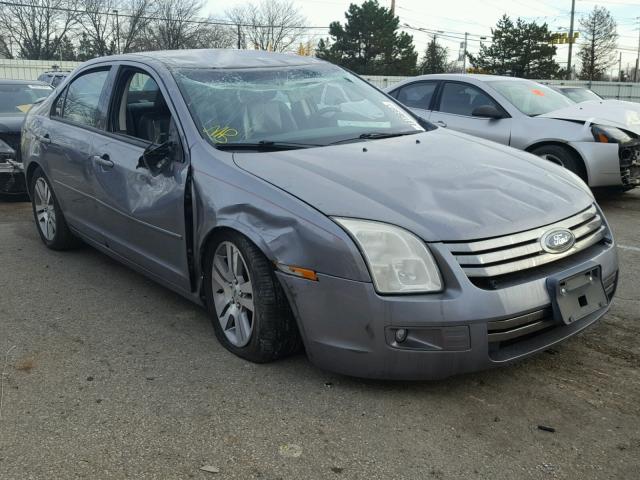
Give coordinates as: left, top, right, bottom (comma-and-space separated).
40, 67, 113, 240
430, 81, 512, 145
89, 64, 191, 292
389, 81, 439, 121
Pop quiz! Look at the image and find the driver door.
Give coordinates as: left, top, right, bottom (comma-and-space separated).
430, 82, 512, 145
89, 65, 191, 292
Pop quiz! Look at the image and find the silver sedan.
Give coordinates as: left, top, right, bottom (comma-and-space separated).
386, 74, 640, 189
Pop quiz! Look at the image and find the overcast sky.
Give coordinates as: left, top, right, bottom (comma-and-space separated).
206, 0, 640, 74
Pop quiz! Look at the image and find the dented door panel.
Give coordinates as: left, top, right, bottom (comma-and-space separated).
90, 135, 191, 291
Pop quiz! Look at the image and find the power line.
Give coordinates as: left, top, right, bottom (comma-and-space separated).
0, 0, 330, 30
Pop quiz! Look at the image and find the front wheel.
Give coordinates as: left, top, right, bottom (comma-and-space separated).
531, 145, 588, 184
29, 167, 81, 250
203, 231, 302, 363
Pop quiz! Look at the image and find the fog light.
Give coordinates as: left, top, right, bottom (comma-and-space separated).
395, 328, 408, 343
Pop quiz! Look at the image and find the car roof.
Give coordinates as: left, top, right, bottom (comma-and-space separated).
386, 73, 542, 91
83, 48, 326, 70
0, 79, 52, 86
407, 74, 538, 82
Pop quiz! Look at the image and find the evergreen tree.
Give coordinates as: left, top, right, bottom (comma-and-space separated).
578, 6, 618, 81
316, 0, 417, 75
468, 15, 561, 78
420, 37, 448, 74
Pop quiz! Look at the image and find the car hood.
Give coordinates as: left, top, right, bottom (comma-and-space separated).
0, 115, 25, 133
539, 100, 640, 135
233, 129, 594, 242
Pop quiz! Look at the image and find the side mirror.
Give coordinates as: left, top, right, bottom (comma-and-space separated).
138, 140, 175, 176
471, 105, 505, 119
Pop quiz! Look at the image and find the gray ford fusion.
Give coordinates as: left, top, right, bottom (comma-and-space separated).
21, 50, 618, 380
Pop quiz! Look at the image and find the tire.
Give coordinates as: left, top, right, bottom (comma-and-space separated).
531, 145, 588, 184
203, 230, 302, 363
29, 167, 81, 250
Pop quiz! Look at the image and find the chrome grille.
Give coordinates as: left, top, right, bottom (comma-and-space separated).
444, 205, 607, 278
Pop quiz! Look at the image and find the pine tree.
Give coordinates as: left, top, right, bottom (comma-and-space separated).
468, 15, 561, 78
420, 37, 448, 74
578, 7, 618, 81
315, 0, 417, 75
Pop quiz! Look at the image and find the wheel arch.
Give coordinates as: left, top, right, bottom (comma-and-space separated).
524, 141, 589, 182
25, 161, 43, 195
197, 222, 276, 296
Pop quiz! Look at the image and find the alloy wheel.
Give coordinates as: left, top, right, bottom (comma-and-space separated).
211, 241, 255, 347
34, 177, 56, 241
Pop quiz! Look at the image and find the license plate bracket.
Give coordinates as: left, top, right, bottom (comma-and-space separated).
547, 266, 608, 326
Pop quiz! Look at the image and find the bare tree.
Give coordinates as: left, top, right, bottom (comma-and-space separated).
139, 0, 234, 51
578, 6, 618, 81
227, 0, 306, 52
120, 0, 157, 53
79, 0, 119, 56
0, 0, 81, 60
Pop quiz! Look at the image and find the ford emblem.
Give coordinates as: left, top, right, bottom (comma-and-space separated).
541, 229, 576, 253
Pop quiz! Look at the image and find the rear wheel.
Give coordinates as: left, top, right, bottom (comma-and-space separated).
531, 145, 588, 184
203, 231, 301, 363
29, 167, 81, 250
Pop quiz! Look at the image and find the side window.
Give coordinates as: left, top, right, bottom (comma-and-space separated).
439, 82, 500, 117
112, 70, 177, 147
59, 69, 110, 128
395, 82, 437, 109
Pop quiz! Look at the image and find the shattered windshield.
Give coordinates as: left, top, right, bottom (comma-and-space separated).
488, 79, 574, 116
0, 83, 52, 114
174, 64, 424, 147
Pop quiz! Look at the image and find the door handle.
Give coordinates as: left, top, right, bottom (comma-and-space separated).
92, 154, 114, 169
38, 133, 51, 144
434, 120, 447, 128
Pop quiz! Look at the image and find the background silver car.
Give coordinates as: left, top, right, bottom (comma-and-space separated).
386, 74, 640, 190
21, 50, 618, 380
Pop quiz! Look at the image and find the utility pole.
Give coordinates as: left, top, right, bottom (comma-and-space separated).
567, 0, 576, 80
635, 17, 640, 83
390, 0, 395, 15
618, 51, 623, 82
113, 9, 120, 54
463, 32, 468, 73
237, 24, 242, 49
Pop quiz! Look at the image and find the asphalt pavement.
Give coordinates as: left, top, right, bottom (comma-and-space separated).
0, 190, 639, 480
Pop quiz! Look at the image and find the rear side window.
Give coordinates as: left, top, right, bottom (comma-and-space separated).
53, 69, 110, 128
395, 82, 437, 109
439, 82, 500, 117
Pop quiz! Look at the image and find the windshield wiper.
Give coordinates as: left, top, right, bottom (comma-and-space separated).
215, 140, 321, 151
329, 130, 421, 145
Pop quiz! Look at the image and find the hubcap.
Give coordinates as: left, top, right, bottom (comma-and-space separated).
211, 241, 254, 347
34, 178, 56, 241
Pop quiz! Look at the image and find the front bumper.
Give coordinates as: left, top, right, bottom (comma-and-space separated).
278, 239, 618, 380
571, 141, 640, 188
0, 160, 26, 195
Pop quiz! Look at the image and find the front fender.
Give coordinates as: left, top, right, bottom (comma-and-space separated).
190, 146, 371, 291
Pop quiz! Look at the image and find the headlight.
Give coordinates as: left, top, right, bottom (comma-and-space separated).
591, 125, 633, 144
334, 218, 443, 294
0, 138, 15, 162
